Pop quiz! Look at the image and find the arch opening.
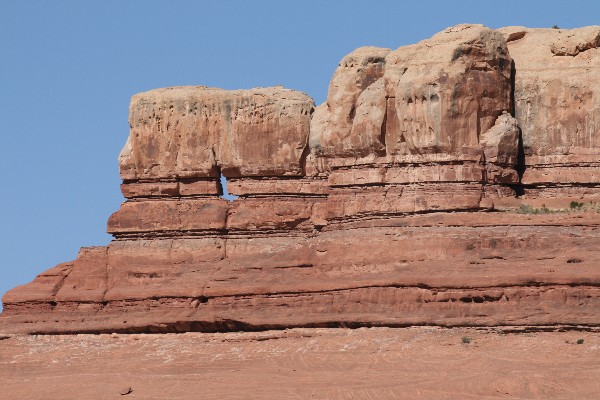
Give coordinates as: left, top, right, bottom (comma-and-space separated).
218, 172, 239, 202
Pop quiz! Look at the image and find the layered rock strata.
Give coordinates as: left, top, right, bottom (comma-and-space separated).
498, 26, 600, 208
2, 24, 600, 334
309, 25, 519, 220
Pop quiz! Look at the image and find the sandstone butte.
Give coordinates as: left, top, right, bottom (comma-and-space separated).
2, 24, 600, 399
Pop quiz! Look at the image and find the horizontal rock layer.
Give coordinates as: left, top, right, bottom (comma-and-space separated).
2, 24, 600, 334
4, 211, 600, 333
498, 25, 600, 207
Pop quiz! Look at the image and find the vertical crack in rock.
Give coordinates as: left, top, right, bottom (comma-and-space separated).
499, 25, 600, 203
378, 96, 388, 157
510, 59, 526, 195
52, 267, 73, 301
100, 246, 109, 305
299, 139, 312, 177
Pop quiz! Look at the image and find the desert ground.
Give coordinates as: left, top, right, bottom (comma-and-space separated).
2, 327, 599, 399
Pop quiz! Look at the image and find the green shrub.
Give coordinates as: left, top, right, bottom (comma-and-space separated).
570, 201, 584, 210
577, 338, 584, 345
517, 204, 552, 214
461, 336, 471, 344
552, 25, 560, 29
517, 204, 535, 214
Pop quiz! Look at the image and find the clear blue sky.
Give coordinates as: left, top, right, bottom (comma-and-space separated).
1, 0, 598, 309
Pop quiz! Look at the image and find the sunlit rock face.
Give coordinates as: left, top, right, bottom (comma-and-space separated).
120, 86, 314, 180
2, 24, 600, 335
497, 26, 600, 207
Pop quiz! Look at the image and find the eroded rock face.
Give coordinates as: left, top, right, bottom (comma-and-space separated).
120, 86, 314, 180
497, 26, 600, 207
310, 46, 390, 157
309, 24, 519, 221
385, 24, 513, 158
2, 24, 600, 334
311, 25, 514, 161
550, 26, 600, 56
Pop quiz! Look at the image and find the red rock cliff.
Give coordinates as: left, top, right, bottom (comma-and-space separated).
2, 24, 600, 334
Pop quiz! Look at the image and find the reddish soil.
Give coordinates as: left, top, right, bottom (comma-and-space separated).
2, 328, 599, 399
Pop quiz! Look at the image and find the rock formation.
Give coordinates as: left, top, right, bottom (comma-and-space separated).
2, 24, 600, 334
498, 26, 600, 208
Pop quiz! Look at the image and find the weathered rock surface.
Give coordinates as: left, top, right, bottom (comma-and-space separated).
2, 24, 600, 335
311, 25, 514, 161
120, 86, 314, 180
309, 25, 520, 224
498, 25, 600, 208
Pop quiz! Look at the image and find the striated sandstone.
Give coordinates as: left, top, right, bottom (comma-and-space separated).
2, 24, 600, 335
383, 24, 513, 158
311, 25, 515, 162
3, 210, 600, 333
309, 25, 520, 224
120, 86, 314, 180
310, 46, 390, 157
498, 26, 600, 207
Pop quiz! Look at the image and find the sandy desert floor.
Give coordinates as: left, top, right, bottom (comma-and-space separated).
1, 327, 599, 399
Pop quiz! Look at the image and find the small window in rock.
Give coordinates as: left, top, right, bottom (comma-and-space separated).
219, 173, 239, 202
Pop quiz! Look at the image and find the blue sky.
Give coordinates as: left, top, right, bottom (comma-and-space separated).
1, 0, 598, 309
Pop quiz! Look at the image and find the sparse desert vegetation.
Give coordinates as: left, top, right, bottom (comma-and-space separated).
511, 201, 600, 214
